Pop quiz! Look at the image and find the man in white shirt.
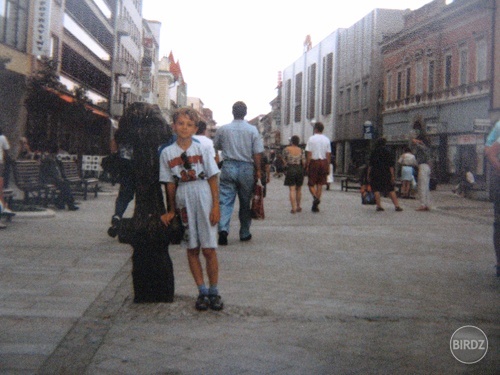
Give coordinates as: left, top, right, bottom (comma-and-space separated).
305, 122, 331, 212
193, 120, 218, 164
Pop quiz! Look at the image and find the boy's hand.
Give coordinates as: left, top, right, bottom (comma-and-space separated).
160, 211, 176, 227
210, 205, 220, 226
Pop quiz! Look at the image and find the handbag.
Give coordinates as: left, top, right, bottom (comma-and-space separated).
117, 217, 138, 244
167, 211, 185, 245
251, 184, 265, 219
361, 184, 375, 205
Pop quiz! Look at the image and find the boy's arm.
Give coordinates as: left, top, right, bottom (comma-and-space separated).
166, 182, 177, 212
161, 182, 177, 226
208, 175, 220, 226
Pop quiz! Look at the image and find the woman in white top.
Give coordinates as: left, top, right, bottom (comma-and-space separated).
397, 146, 417, 198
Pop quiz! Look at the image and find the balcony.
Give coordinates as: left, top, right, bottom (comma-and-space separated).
116, 18, 130, 36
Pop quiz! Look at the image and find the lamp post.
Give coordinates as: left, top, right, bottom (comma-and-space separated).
120, 82, 131, 111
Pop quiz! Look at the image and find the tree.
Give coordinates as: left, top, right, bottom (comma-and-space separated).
25, 58, 66, 151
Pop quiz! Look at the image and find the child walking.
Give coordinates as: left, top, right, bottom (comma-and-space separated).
159, 107, 223, 311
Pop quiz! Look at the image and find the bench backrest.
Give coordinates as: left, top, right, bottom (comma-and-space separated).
13, 160, 43, 191
60, 160, 80, 180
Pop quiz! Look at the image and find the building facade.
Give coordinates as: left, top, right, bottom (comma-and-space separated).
141, 19, 160, 105
336, 9, 406, 173
381, 0, 493, 185
280, 31, 340, 149
0, 0, 34, 154
19, 0, 116, 155
0, 0, 166, 156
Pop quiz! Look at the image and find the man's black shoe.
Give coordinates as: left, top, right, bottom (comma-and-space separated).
218, 231, 228, 246
208, 294, 224, 311
240, 234, 252, 242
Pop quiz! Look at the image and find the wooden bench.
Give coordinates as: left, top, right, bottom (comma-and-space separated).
13, 160, 55, 206
60, 160, 99, 200
3, 188, 14, 204
340, 176, 361, 192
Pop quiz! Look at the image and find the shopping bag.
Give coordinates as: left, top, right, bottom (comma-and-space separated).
360, 184, 375, 205
251, 184, 265, 219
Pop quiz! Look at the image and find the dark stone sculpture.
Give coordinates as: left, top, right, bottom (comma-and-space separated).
118, 102, 174, 303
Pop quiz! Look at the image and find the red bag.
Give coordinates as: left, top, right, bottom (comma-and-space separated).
251, 184, 265, 219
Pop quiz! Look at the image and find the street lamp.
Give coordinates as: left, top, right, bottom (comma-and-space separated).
120, 82, 131, 110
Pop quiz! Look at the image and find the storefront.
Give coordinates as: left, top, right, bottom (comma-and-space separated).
25, 87, 111, 156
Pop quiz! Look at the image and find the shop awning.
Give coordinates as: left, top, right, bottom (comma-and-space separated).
45, 87, 109, 118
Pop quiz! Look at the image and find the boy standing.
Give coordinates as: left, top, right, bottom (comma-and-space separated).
159, 107, 223, 310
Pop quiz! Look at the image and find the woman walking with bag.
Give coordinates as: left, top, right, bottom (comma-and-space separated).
283, 135, 305, 213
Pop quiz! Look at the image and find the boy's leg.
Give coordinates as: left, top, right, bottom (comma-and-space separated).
202, 248, 219, 287
202, 248, 223, 310
187, 248, 204, 287
188, 248, 211, 311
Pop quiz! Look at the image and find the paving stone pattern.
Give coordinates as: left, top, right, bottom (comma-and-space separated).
0, 182, 498, 374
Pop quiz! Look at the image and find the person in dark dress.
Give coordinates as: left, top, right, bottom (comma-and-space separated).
367, 137, 402, 212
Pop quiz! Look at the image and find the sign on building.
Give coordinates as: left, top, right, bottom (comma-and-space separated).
32, 0, 52, 57
363, 121, 373, 140
473, 119, 491, 133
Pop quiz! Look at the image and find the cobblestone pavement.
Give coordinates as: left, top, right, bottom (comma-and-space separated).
0, 181, 499, 374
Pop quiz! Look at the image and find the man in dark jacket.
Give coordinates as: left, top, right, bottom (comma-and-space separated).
40, 142, 78, 211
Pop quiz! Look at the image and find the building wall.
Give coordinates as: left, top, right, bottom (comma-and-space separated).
113, 0, 143, 104
281, 30, 339, 147
142, 20, 160, 104
490, 0, 500, 121
381, 0, 493, 182
157, 55, 174, 121
0, 0, 36, 155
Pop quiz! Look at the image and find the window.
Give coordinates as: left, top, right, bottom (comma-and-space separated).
428, 60, 435, 93
285, 79, 291, 125
354, 85, 360, 110
362, 82, 368, 108
307, 63, 316, 119
0, 0, 29, 52
476, 39, 487, 82
50, 35, 59, 60
346, 87, 351, 111
406, 67, 411, 98
397, 71, 403, 100
338, 90, 344, 113
321, 53, 333, 115
445, 54, 452, 88
416, 60, 423, 95
459, 49, 468, 86
386, 73, 393, 102
294, 72, 302, 122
